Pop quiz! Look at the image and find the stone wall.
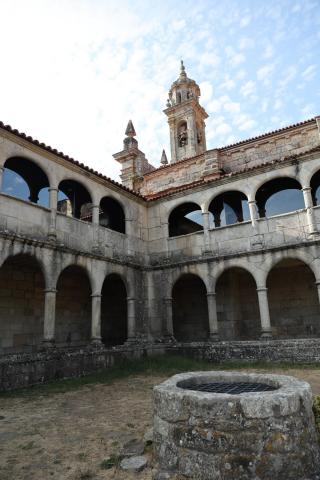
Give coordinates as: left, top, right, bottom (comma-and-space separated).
139, 120, 319, 197
0, 256, 45, 351
267, 259, 320, 338
216, 268, 260, 340
2, 340, 320, 392
55, 266, 91, 345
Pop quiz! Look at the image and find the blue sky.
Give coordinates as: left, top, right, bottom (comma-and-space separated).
1, 0, 319, 181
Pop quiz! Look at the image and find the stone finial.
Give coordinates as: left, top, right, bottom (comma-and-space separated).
160, 149, 168, 165
125, 120, 136, 137
179, 60, 187, 79
124, 120, 138, 150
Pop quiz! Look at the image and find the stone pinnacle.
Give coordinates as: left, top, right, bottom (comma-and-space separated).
125, 120, 136, 137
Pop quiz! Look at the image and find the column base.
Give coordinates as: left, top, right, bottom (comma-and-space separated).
208, 333, 220, 342
47, 231, 57, 242
163, 334, 177, 344
90, 337, 103, 348
41, 339, 55, 348
260, 330, 272, 340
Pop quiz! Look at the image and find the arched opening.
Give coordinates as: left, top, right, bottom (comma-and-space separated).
2, 157, 50, 207
178, 121, 188, 147
0, 255, 45, 351
310, 170, 320, 206
256, 177, 304, 218
55, 265, 91, 345
99, 197, 125, 233
208, 191, 250, 228
58, 179, 92, 221
216, 267, 260, 340
101, 274, 127, 346
267, 259, 320, 338
169, 202, 203, 237
172, 274, 209, 341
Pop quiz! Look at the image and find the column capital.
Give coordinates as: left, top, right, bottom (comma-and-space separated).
91, 204, 100, 210
315, 281, 320, 286
248, 199, 257, 205
48, 187, 59, 193
44, 288, 57, 293
91, 293, 102, 298
302, 186, 312, 192
127, 296, 136, 301
256, 287, 268, 293
206, 292, 216, 297
201, 211, 209, 215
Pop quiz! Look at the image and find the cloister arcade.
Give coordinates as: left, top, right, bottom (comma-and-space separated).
168, 171, 320, 238
1, 157, 127, 234
1, 146, 320, 354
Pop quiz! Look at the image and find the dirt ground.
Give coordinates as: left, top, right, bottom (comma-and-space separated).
1, 368, 320, 480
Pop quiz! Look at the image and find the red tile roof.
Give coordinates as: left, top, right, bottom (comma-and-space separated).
143, 117, 317, 176
146, 144, 320, 201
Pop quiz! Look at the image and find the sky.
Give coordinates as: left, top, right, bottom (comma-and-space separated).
1, 0, 320, 182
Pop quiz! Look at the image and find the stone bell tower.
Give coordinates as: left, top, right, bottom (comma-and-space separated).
164, 61, 208, 163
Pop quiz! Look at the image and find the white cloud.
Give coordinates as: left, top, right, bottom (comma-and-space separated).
240, 15, 251, 27
215, 123, 232, 135
257, 64, 275, 85
200, 81, 213, 102
224, 101, 241, 113
302, 65, 317, 81
240, 80, 255, 97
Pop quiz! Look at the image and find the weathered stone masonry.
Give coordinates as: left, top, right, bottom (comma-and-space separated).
1, 62, 320, 390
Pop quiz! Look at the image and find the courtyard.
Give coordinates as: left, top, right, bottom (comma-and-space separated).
1, 357, 320, 480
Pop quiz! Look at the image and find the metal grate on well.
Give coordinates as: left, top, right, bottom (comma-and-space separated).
181, 382, 277, 394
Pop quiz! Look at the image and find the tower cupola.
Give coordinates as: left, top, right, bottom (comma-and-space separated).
164, 61, 208, 163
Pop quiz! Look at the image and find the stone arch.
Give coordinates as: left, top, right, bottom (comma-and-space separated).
215, 266, 260, 340
172, 273, 209, 341
55, 264, 91, 345
0, 254, 46, 351
208, 190, 250, 228
263, 251, 317, 284
101, 273, 127, 346
310, 169, 320, 206
99, 196, 126, 233
267, 258, 320, 338
168, 201, 203, 237
57, 178, 93, 221
255, 176, 304, 218
2, 156, 50, 207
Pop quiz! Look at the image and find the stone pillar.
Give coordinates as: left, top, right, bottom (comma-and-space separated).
248, 200, 258, 228
48, 187, 58, 239
126, 297, 137, 342
43, 288, 57, 345
256, 287, 272, 339
302, 187, 317, 235
169, 120, 177, 163
91, 293, 102, 344
91, 205, 100, 251
0, 166, 4, 191
164, 296, 174, 338
206, 292, 219, 341
202, 211, 211, 252
315, 281, 320, 306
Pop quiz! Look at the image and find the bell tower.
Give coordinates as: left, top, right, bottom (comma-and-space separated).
164, 61, 208, 163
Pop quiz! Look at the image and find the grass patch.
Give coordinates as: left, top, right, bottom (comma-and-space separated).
1, 354, 320, 399
100, 455, 120, 470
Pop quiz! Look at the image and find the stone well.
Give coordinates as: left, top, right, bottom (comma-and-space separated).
153, 371, 320, 480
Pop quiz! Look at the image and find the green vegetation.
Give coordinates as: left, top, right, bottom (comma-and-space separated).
100, 455, 120, 470
1, 354, 320, 399
313, 395, 320, 435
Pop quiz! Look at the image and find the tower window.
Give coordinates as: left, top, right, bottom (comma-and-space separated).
178, 121, 188, 147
